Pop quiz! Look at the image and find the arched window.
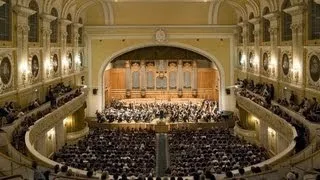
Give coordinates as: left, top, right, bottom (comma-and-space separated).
78, 18, 83, 44
0, 0, 11, 41
281, 0, 292, 41
66, 14, 72, 44
28, 0, 39, 42
248, 13, 255, 43
309, 0, 320, 40
262, 7, 271, 42
50, 8, 58, 43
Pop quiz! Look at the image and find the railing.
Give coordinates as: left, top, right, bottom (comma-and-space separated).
66, 121, 89, 141
234, 121, 257, 145
244, 89, 320, 138
25, 89, 95, 178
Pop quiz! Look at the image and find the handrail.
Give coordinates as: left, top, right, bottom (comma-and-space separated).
25, 90, 95, 178
0, 175, 23, 180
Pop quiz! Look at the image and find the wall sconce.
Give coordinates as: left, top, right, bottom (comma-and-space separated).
47, 128, 55, 140
268, 127, 276, 138
63, 118, 71, 127
62, 58, 68, 74
292, 64, 300, 83
20, 63, 28, 85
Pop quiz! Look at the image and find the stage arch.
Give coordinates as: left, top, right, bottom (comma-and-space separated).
98, 42, 227, 111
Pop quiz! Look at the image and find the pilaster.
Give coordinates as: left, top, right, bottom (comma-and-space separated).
140, 60, 146, 90
284, 5, 305, 86
264, 12, 280, 80
73, 23, 82, 72
36, 133, 46, 156
249, 18, 261, 75
13, 5, 36, 87
191, 60, 197, 90
125, 60, 131, 90
41, 13, 56, 80
238, 21, 248, 72
178, 60, 183, 90
55, 120, 65, 151
59, 19, 72, 76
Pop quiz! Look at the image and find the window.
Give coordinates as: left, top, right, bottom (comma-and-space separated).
50, 8, 58, 43
248, 13, 255, 43
262, 7, 271, 42
281, 0, 292, 41
28, 0, 39, 42
66, 14, 72, 44
78, 18, 83, 44
0, 0, 11, 41
309, 0, 320, 40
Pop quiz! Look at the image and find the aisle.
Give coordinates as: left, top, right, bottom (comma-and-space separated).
156, 133, 169, 177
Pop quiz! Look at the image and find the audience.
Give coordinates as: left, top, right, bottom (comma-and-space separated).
52, 128, 156, 177
237, 79, 309, 152
167, 127, 268, 177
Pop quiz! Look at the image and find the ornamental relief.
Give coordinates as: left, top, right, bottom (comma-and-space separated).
280, 51, 293, 83
28, 51, 41, 83
260, 51, 272, 77
0, 51, 14, 93
307, 52, 320, 90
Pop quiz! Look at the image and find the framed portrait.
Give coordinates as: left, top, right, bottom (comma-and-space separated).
0, 57, 11, 85
31, 55, 39, 78
52, 54, 59, 73
263, 53, 269, 71
310, 55, 320, 82
282, 53, 289, 76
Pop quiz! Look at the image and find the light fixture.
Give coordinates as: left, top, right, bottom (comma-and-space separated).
47, 128, 55, 140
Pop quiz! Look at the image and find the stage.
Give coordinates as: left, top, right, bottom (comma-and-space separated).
88, 117, 235, 133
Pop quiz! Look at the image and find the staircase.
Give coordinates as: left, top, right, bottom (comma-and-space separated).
156, 133, 169, 177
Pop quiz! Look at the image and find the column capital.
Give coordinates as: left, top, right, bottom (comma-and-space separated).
125, 60, 130, 68
17, 24, 30, 34
73, 23, 83, 29
237, 21, 248, 28
0, 0, 6, 7
263, 12, 279, 22
59, 19, 72, 26
13, 5, 36, 17
248, 17, 260, 25
41, 26, 52, 36
41, 13, 57, 23
283, 5, 305, 16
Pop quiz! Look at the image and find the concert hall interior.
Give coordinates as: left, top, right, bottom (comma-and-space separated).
0, 0, 320, 180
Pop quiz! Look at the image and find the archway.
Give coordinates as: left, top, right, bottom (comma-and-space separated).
98, 42, 227, 111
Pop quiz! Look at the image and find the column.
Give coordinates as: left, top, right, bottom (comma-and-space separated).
55, 120, 65, 151
41, 14, 56, 80
191, 60, 197, 90
73, 23, 82, 72
177, 60, 183, 90
125, 60, 131, 97
237, 22, 249, 73
13, 5, 36, 87
59, 19, 72, 76
264, 12, 280, 79
36, 133, 46, 156
140, 60, 146, 90
284, 5, 305, 86
249, 18, 261, 75
259, 120, 268, 149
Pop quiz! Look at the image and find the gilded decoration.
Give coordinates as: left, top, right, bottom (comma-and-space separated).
307, 52, 320, 89
0, 51, 13, 93
280, 51, 293, 83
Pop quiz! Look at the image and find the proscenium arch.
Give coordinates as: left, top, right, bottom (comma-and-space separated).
97, 42, 227, 112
